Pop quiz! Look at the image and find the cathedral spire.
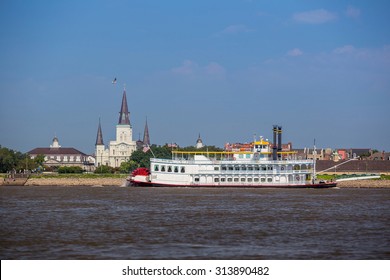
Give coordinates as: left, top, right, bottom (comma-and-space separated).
143, 117, 150, 146
118, 89, 130, 125
96, 118, 104, 146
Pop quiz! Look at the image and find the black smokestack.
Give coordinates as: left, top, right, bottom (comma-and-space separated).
278, 126, 282, 160
273, 125, 278, 160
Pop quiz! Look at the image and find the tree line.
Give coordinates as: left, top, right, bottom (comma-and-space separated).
0, 144, 223, 174
0, 146, 44, 173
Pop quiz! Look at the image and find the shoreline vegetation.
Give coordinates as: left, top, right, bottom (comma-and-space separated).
1, 174, 390, 188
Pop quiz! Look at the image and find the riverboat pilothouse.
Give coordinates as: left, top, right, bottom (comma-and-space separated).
128, 126, 337, 188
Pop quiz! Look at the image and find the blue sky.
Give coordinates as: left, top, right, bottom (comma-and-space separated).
0, 0, 389, 154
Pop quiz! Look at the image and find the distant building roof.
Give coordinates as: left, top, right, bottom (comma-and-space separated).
28, 147, 87, 156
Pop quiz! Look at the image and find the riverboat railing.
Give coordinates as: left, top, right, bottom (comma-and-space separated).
171, 150, 298, 160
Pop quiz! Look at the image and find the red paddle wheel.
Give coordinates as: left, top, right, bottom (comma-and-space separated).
131, 167, 150, 177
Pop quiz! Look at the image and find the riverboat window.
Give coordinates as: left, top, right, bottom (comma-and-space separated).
161, 166, 166, 172
246, 154, 251, 159
255, 166, 260, 171
228, 166, 233, 171
174, 166, 179, 173
248, 166, 253, 171
294, 165, 300, 170
239, 154, 244, 159
254, 178, 259, 182
221, 178, 226, 182
261, 177, 266, 182
248, 178, 252, 182
241, 165, 247, 171
261, 166, 267, 171
301, 164, 307, 170
180, 167, 185, 173
168, 166, 172, 172
214, 178, 219, 182
154, 165, 159, 171
235, 166, 240, 171
221, 166, 227, 171
241, 178, 246, 182
194, 177, 199, 182
267, 166, 273, 170
214, 167, 219, 171
227, 178, 232, 182
234, 178, 239, 182
267, 178, 273, 182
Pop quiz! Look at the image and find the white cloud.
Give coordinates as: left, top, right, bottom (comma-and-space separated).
293, 9, 337, 24
171, 60, 198, 75
204, 62, 226, 78
346, 6, 360, 18
287, 48, 303, 57
219, 24, 253, 35
171, 60, 226, 79
333, 45, 356, 54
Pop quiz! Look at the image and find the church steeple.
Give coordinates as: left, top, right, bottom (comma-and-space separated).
118, 89, 130, 125
143, 117, 150, 146
96, 118, 104, 146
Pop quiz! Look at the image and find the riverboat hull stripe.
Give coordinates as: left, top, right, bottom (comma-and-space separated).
129, 180, 337, 189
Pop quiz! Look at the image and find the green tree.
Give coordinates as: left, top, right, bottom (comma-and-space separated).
0, 145, 30, 172
34, 154, 45, 166
94, 165, 115, 174
58, 166, 84, 174
120, 160, 139, 173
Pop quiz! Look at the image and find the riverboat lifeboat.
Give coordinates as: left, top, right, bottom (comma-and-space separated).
128, 126, 337, 188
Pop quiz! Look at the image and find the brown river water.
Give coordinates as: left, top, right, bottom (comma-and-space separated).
1, 186, 389, 259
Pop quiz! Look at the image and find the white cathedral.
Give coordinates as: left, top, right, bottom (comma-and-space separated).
95, 90, 137, 168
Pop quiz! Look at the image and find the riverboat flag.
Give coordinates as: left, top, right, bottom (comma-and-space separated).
143, 146, 150, 153
112, 78, 117, 84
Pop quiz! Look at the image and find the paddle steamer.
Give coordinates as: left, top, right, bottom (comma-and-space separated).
128, 126, 337, 188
